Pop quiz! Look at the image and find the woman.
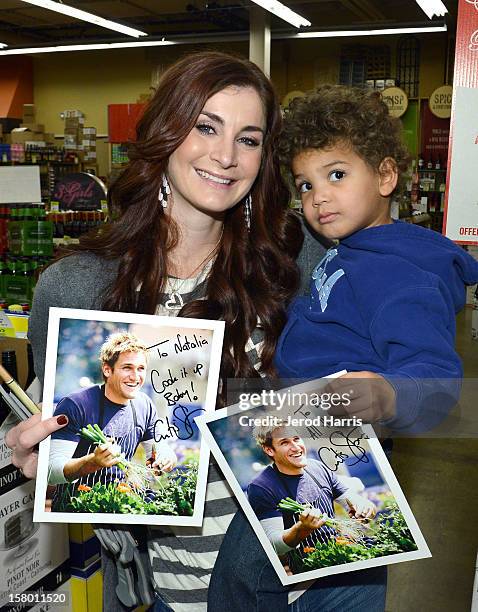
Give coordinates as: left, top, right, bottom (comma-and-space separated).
6, 52, 385, 611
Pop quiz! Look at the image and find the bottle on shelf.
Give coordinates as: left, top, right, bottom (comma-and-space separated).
0, 258, 8, 298
1, 350, 18, 381
25, 343, 35, 391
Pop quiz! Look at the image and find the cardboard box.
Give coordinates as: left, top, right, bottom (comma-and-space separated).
64, 117, 84, 129
64, 127, 82, 136
63, 110, 84, 119
22, 106, 35, 122
0, 480, 70, 610
43, 132, 56, 144
20, 123, 45, 133
63, 135, 79, 149
10, 131, 45, 144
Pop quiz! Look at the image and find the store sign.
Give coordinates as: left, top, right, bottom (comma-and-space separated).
429, 85, 453, 118
443, 87, 478, 241
420, 100, 450, 164
443, 0, 478, 244
52, 172, 106, 210
382, 87, 408, 117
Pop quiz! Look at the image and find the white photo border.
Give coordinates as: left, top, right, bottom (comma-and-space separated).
196, 375, 431, 585
34, 307, 224, 526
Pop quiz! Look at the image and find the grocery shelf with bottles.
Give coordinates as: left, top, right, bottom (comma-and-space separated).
0, 202, 53, 307
0, 201, 107, 310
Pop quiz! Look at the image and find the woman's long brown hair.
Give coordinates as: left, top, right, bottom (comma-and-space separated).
76, 51, 303, 399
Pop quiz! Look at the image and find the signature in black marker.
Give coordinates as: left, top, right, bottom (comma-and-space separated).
317, 427, 369, 471
153, 404, 205, 442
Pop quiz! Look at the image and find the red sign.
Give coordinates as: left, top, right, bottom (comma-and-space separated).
420, 100, 450, 165
443, 0, 478, 244
107, 103, 146, 143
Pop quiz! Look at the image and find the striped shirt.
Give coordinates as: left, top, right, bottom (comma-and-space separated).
144, 271, 266, 610
148, 461, 237, 611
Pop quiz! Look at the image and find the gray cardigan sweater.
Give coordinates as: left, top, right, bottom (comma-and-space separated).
28, 218, 327, 384
28, 217, 328, 612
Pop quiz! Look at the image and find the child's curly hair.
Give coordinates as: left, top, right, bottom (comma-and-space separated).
279, 85, 411, 193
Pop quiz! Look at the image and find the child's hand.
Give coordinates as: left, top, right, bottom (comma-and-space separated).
323, 371, 396, 423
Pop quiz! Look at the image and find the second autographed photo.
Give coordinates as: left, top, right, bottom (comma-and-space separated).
197, 380, 430, 585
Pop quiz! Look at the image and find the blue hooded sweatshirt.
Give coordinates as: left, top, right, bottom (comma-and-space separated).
275, 221, 478, 432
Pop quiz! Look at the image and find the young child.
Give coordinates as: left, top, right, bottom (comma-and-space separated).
274, 85, 478, 432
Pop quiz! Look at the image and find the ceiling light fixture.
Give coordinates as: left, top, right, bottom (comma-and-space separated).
294, 24, 447, 38
0, 40, 175, 55
415, 0, 448, 19
0, 24, 447, 55
250, 1, 311, 28
19, 0, 147, 38
0, 43, 7, 48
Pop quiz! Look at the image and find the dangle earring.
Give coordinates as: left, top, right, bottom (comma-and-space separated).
244, 194, 252, 230
158, 174, 171, 208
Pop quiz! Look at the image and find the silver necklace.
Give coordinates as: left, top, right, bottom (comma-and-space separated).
164, 232, 223, 311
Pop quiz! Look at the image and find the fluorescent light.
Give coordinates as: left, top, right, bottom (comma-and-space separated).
0, 40, 175, 55
415, 0, 448, 19
294, 25, 447, 38
250, 1, 310, 28
19, 0, 147, 38
0, 24, 447, 55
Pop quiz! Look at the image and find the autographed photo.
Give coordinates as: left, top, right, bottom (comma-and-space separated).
34, 307, 224, 526
196, 381, 430, 585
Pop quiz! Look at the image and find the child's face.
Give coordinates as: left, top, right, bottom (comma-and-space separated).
292, 144, 396, 241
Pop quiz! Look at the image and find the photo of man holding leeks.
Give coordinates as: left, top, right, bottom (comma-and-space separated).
48, 331, 177, 512
248, 423, 377, 570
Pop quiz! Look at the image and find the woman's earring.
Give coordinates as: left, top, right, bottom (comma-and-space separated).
158, 174, 171, 208
244, 194, 252, 230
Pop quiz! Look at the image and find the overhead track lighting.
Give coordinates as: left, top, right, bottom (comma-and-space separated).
0, 24, 447, 55
19, 0, 148, 38
293, 25, 447, 38
415, 0, 448, 19
0, 40, 175, 55
250, 0, 311, 28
